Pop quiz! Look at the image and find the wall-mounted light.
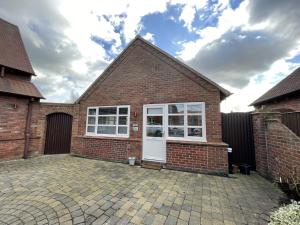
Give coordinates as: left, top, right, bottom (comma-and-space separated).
134, 112, 137, 117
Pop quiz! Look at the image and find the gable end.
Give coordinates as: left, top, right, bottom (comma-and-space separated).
76, 36, 230, 103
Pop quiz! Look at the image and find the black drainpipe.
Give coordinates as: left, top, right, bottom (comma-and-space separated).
24, 98, 33, 159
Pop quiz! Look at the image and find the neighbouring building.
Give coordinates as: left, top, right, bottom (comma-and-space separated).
252, 67, 300, 112
0, 18, 231, 174
0, 18, 43, 160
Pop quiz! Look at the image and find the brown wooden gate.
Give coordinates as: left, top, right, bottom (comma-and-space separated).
44, 113, 73, 154
222, 112, 256, 170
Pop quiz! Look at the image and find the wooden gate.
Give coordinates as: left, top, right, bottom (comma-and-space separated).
44, 113, 73, 154
222, 112, 256, 170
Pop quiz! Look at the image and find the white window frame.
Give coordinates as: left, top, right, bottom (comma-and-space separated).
85, 105, 130, 138
167, 102, 206, 142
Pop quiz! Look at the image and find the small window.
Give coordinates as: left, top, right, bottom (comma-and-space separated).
86, 105, 130, 137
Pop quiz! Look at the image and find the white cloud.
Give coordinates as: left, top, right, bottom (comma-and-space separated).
178, 0, 249, 60
142, 32, 155, 44
171, 0, 208, 32
179, 4, 196, 31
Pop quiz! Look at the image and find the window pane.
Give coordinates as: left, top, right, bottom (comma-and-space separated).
97, 126, 116, 134
118, 126, 127, 134
87, 126, 95, 133
146, 127, 163, 137
119, 107, 128, 115
187, 104, 202, 113
168, 127, 184, 137
88, 108, 96, 115
168, 104, 184, 114
168, 115, 184, 126
188, 128, 202, 137
188, 115, 202, 126
147, 108, 163, 114
99, 107, 117, 115
147, 116, 162, 125
98, 116, 116, 125
119, 116, 128, 125
88, 116, 96, 124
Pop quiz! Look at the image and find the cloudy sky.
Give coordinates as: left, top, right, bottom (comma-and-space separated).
0, 0, 300, 112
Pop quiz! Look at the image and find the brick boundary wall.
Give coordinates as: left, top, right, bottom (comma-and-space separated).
28, 103, 78, 156
253, 112, 300, 184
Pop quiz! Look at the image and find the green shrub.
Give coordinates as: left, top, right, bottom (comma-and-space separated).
269, 201, 300, 225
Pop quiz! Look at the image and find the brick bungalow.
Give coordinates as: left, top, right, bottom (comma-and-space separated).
0, 18, 231, 174
0, 18, 43, 160
71, 36, 231, 174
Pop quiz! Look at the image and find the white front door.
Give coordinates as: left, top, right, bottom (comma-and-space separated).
143, 104, 166, 162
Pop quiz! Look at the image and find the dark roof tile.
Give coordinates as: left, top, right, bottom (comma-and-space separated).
252, 67, 300, 105
0, 18, 35, 74
0, 77, 44, 99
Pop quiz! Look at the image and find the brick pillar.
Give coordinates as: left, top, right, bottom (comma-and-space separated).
252, 112, 281, 178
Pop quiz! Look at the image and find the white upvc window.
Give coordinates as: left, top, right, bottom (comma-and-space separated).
167, 102, 206, 142
86, 105, 130, 137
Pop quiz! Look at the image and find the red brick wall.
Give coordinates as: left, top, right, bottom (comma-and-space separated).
73, 39, 227, 173
166, 141, 228, 174
72, 136, 141, 163
0, 95, 28, 160
30, 103, 78, 155
266, 119, 300, 183
253, 112, 300, 183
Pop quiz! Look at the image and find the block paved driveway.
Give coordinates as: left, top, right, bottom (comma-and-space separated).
0, 155, 285, 225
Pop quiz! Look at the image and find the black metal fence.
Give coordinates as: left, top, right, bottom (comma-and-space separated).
222, 112, 256, 170
282, 112, 300, 137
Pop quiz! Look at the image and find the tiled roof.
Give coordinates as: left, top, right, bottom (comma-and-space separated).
0, 18, 35, 74
252, 67, 300, 105
0, 77, 44, 99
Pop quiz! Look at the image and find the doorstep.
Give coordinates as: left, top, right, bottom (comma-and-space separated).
141, 160, 164, 170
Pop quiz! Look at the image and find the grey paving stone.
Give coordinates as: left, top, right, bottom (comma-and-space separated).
0, 155, 286, 225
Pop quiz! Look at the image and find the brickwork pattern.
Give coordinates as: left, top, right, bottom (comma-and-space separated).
72, 137, 142, 163
0, 95, 29, 160
253, 112, 300, 184
266, 119, 300, 183
166, 142, 228, 174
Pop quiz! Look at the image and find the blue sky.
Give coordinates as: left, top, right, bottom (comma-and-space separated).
0, 0, 299, 111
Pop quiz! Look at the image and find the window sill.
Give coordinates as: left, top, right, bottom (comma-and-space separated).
84, 134, 128, 139
167, 137, 207, 142
78, 135, 140, 142
167, 140, 228, 147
